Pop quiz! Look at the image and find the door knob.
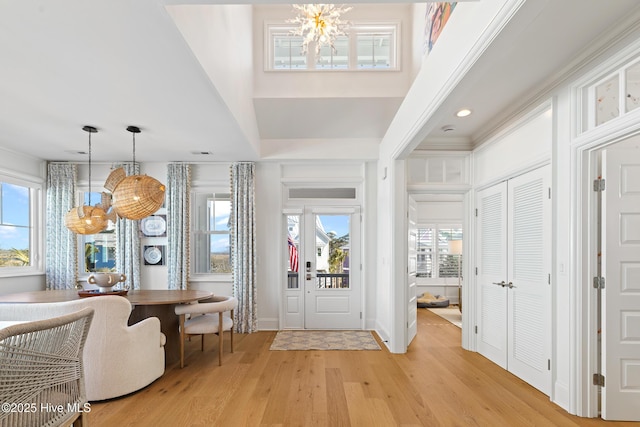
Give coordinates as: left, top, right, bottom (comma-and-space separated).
492, 281, 506, 287
507, 282, 516, 289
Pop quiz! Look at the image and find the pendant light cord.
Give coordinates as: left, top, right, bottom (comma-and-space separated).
88, 130, 92, 206
132, 131, 136, 166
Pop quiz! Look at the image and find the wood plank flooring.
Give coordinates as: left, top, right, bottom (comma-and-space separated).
86, 309, 635, 426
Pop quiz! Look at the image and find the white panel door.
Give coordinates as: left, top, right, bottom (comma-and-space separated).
407, 196, 418, 345
602, 148, 640, 421
304, 208, 361, 329
507, 165, 551, 395
476, 182, 508, 369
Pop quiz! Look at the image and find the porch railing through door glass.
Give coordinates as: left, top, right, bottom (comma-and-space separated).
287, 272, 349, 289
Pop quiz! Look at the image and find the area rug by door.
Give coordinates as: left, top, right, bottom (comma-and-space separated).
426, 307, 462, 328
270, 330, 381, 351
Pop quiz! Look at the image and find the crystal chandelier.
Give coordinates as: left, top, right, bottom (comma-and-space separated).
288, 4, 352, 56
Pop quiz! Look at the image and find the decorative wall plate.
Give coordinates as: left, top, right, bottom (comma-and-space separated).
141, 215, 166, 237
144, 246, 163, 265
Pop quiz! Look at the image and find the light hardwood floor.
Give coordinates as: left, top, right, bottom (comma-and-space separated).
87, 309, 635, 426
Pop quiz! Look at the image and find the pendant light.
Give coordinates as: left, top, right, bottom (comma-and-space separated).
65, 126, 109, 234
108, 126, 165, 220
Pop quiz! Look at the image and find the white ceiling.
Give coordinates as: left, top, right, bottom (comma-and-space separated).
0, 1, 639, 163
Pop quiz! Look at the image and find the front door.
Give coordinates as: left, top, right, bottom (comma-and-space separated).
601, 147, 640, 421
284, 207, 362, 329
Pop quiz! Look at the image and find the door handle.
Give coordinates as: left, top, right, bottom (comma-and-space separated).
492, 281, 506, 287
506, 282, 516, 289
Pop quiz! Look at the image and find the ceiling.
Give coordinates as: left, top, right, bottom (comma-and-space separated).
0, 1, 639, 163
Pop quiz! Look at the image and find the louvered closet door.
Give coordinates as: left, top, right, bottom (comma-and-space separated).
506, 165, 551, 395
476, 182, 508, 369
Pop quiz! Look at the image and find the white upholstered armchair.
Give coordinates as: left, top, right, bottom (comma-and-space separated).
0, 296, 165, 401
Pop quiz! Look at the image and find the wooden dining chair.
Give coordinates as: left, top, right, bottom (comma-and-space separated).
174, 296, 238, 368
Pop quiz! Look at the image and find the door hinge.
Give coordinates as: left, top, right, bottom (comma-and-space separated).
593, 178, 606, 192
475, 267, 478, 275
593, 276, 606, 289
475, 208, 478, 217
548, 359, 551, 371
360, 312, 362, 319
548, 274, 551, 285
548, 187, 551, 199
475, 325, 478, 334
593, 373, 605, 387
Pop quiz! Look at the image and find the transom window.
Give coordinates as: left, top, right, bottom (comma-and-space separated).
416, 225, 462, 279
192, 193, 231, 275
266, 23, 399, 71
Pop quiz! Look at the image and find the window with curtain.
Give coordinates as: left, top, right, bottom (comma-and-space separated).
74, 191, 116, 274
417, 225, 462, 279
192, 192, 231, 274
0, 177, 41, 274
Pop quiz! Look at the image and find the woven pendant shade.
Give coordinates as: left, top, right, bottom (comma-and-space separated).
112, 175, 166, 220
107, 126, 166, 220
65, 125, 109, 235
65, 205, 109, 235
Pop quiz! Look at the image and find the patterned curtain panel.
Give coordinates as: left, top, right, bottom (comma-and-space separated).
166, 163, 191, 290
45, 163, 78, 289
230, 162, 257, 333
115, 163, 141, 290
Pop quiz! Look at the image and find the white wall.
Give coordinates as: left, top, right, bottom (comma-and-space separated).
167, 5, 261, 154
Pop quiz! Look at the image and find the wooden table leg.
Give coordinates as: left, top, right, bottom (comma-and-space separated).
128, 304, 180, 366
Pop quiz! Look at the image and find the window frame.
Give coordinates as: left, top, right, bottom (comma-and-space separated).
265, 21, 401, 72
416, 223, 462, 284
190, 190, 232, 280
0, 172, 43, 277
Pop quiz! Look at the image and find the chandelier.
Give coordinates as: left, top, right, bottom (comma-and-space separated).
288, 4, 352, 55
106, 126, 165, 221
65, 126, 110, 235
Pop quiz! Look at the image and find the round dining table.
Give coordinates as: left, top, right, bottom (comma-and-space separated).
0, 289, 213, 365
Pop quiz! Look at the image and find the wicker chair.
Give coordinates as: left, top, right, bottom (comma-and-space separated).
0, 308, 94, 427
175, 296, 238, 367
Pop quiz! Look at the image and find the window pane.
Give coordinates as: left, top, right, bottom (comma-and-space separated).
626, 62, 640, 113
438, 228, 463, 278
2, 183, 29, 226
316, 36, 348, 70
214, 200, 230, 231
0, 226, 30, 266
417, 228, 434, 277
287, 215, 300, 289
83, 228, 116, 273
595, 75, 619, 126
210, 234, 231, 273
273, 34, 306, 69
357, 32, 392, 69
316, 214, 350, 289
0, 182, 31, 268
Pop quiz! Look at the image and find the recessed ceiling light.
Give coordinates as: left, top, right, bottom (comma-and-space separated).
456, 109, 472, 118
